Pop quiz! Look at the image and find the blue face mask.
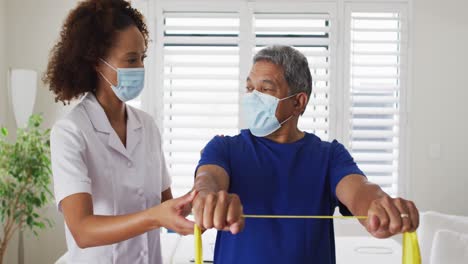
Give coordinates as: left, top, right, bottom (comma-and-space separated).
98, 58, 145, 102
241, 90, 297, 137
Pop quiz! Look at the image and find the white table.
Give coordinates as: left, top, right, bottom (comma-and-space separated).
161, 230, 402, 264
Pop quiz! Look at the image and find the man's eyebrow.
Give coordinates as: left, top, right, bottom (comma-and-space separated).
246, 77, 277, 87
261, 79, 276, 86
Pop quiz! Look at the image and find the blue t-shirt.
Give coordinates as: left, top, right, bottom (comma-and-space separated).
197, 130, 364, 264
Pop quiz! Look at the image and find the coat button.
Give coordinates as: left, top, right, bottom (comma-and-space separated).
140, 250, 147, 257
137, 188, 144, 197
127, 161, 132, 168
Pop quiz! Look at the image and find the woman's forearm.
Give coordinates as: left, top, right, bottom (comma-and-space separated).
71, 206, 160, 248
63, 191, 196, 248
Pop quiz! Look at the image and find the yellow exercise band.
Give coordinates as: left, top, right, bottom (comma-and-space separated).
194, 224, 203, 264
403, 231, 422, 264
193, 214, 421, 264
243, 214, 368, 220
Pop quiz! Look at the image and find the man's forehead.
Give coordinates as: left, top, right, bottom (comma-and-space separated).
248, 61, 285, 82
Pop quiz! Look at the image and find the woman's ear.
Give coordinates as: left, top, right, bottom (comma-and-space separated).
94, 61, 102, 74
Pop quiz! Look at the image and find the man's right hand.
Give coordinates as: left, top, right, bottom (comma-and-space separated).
192, 190, 245, 234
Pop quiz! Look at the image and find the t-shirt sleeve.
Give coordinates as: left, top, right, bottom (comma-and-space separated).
50, 120, 91, 212
329, 140, 365, 215
195, 136, 230, 176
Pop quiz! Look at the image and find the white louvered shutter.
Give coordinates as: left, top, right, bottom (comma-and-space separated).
253, 12, 334, 140
162, 12, 240, 197
345, 10, 407, 196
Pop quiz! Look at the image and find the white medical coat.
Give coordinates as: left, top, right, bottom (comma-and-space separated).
50, 93, 171, 264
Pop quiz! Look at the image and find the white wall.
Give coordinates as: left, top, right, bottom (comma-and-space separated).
0, 0, 467, 263
1, 1, 20, 263
0, 3, 20, 264
5, 0, 77, 130
410, 0, 468, 216
2, 0, 77, 263
0, 0, 7, 127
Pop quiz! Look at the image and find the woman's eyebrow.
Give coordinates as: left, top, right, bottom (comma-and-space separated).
125, 51, 143, 56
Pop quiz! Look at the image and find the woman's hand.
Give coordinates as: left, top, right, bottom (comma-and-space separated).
151, 191, 197, 235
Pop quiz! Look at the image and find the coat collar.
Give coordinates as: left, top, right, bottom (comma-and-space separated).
82, 93, 142, 160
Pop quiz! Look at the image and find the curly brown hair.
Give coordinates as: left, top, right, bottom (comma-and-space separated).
43, 0, 149, 104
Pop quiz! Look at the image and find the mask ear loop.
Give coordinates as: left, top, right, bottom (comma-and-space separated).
97, 71, 116, 88
279, 115, 294, 125
99, 58, 118, 71
98, 58, 118, 88
278, 93, 299, 125
279, 93, 299, 101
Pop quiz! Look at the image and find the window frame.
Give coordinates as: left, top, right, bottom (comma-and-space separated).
134, 0, 411, 198
342, 2, 410, 197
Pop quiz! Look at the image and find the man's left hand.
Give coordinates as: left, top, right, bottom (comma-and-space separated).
366, 196, 419, 238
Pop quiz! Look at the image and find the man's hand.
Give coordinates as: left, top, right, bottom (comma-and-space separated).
336, 175, 420, 239
192, 190, 244, 234
366, 196, 419, 238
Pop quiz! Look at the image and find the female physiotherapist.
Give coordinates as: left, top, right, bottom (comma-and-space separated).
43, 0, 195, 263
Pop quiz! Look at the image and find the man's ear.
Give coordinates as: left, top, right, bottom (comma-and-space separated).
294, 92, 308, 115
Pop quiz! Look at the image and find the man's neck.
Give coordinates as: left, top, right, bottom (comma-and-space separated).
264, 121, 305, 144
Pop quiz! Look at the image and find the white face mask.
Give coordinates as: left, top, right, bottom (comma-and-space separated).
241, 90, 296, 137
98, 58, 145, 102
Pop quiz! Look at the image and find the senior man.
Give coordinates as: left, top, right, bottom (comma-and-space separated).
192, 45, 419, 264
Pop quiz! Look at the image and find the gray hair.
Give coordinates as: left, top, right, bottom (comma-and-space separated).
253, 45, 312, 101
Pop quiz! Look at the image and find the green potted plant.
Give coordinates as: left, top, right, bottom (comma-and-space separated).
0, 114, 53, 263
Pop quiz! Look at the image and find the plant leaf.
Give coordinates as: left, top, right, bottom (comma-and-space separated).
1, 127, 7, 137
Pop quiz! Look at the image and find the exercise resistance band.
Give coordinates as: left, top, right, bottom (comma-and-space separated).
194, 215, 421, 264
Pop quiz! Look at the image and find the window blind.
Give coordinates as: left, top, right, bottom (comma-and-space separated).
346, 11, 407, 196
130, 1, 409, 199
162, 12, 240, 197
